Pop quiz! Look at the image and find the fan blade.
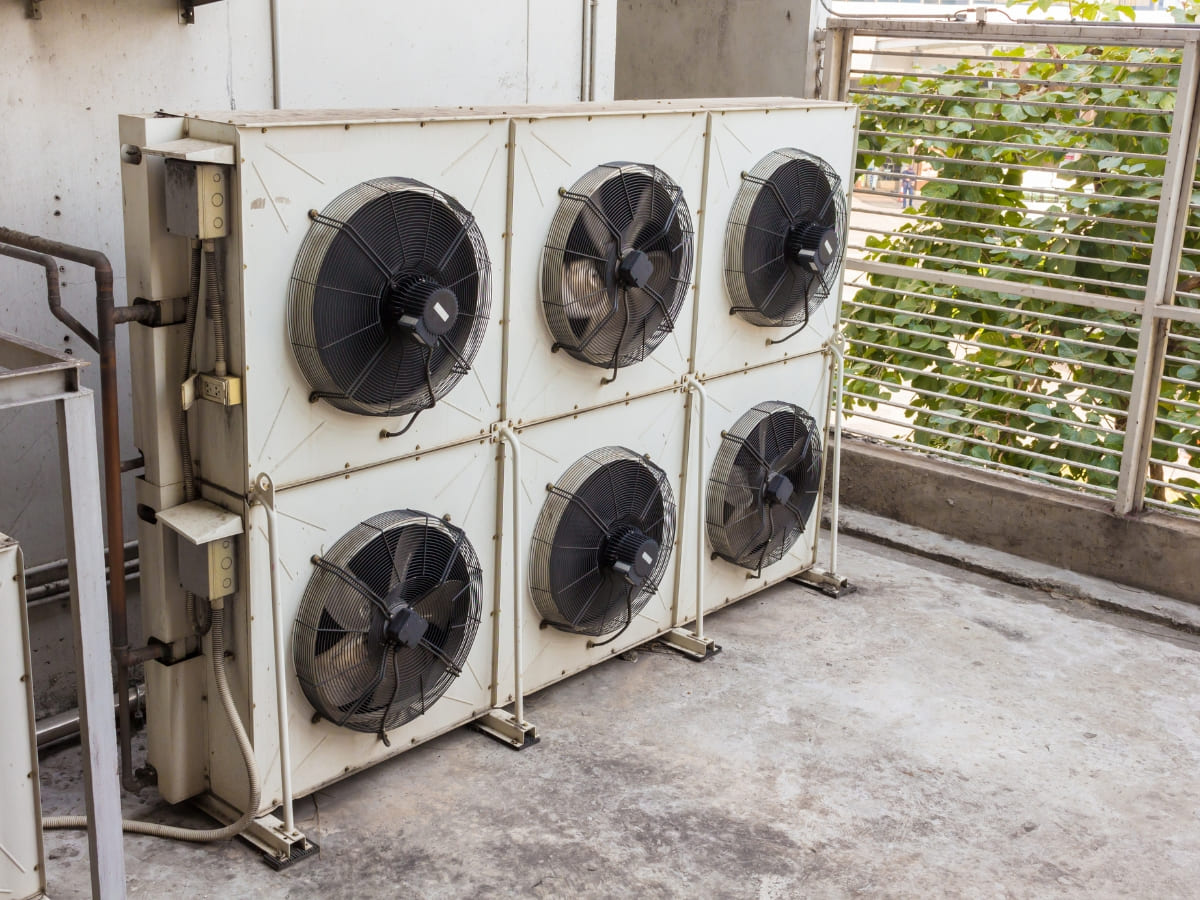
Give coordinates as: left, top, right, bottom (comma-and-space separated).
562, 258, 611, 333
621, 180, 654, 253
580, 204, 616, 258
389, 528, 423, 593
411, 579, 469, 617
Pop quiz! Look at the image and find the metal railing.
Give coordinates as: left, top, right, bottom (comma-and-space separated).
822, 14, 1200, 517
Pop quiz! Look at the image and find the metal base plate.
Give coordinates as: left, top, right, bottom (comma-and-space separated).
192, 794, 317, 871
789, 566, 854, 598
659, 628, 722, 662
474, 708, 540, 750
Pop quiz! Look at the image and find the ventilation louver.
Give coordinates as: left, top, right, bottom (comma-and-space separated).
530, 447, 676, 643
293, 510, 482, 744
288, 177, 492, 435
541, 162, 694, 382
724, 149, 846, 340
707, 401, 822, 572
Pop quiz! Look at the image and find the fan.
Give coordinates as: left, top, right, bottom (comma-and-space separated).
288, 177, 492, 436
292, 510, 482, 744
541, 162, 694, 382
724, 149, 846, 341
707, 401, 823, 573
530, 447, 676, 642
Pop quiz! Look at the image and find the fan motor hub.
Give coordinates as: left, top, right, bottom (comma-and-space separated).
616, 249, 654, 289
602, 525, 659, 588
764, 471, 795, 507
383, 602, 430, 648
387, 275, 460, 347
786, 223, 839, 273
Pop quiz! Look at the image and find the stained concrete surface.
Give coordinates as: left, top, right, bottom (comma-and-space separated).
39, 531, 1200, 898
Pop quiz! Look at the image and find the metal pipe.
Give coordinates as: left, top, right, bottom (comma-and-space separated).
587, 0, 598, 101
0, 226, 149, 792
0, 243, 100, 352
498, 425, 526, 728
827, 338, 845, 577
38, 685, 146, 750
250, 481, 296, 835
683, 376, 706, 641
580, 0, 591, 102
269, 0, 283, 109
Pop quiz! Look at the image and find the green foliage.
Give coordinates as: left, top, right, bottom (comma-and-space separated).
845, 19, 1200, 505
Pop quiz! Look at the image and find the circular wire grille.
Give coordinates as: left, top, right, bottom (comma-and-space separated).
288, 177, 492, 417
707, 401, 822, 572
293, 510, 482, 739
530, 447, 676, 637
724, 149, 847, 329
541, 162, 694, 376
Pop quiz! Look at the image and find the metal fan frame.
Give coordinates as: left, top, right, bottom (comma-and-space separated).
723, 148, 847, 335
292, 509, 483, 743
706, 401, 823, 573
288, 176, 492, 426
529, 446, 677, 638
540, 162, 694, 381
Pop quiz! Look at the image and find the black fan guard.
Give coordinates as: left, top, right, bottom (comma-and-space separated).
707, 401, 823, 573
724, 149, 847, 342
292, 509, 483, 744
530, 447, 676, 641
288, 177, 492, 436
541, 162, 694, 383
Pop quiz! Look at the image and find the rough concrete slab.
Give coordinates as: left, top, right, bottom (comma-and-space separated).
38, 532, 1200, 898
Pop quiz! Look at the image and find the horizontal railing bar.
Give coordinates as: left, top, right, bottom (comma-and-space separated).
1145, 477, 1200, 494
862, 128, 1167, 163
842, 408, 1121, 476
850, 67, 1179, 94
845, 257, 1146, 315
851, 86, 1178, 118
852, 205, 1155, 251
863, 147, 1164, 185
843, 373, 1125, 436
852, 165, 1163, 206
845, 279, 1142, 332
1150, 432, 1200, 454
1143, 496, 1200, 514
845, 352, 1129, 415
842, 421, 1121, 494
848, 395, 1123, 454
856, 48, 1184, 69
849, 325, 1134, 377
846, 244, 1150, 294
1151, 393, 1200, 413
829, 17, 1200, 48
852, 186, 1156, 230
853, 224, 1153, 271
851, 107, 1172, 139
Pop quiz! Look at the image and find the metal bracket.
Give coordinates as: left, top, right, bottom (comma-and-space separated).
178, 0, 224, 25
26, 0, 41, 19
192, 793, 317, 870
249, 472, 276, 509
659, 628, 721, 662
474, 707, 539, 750
789, 566, 855, 599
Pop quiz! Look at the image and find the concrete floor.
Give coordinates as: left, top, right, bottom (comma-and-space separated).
39, 530, 1200, 898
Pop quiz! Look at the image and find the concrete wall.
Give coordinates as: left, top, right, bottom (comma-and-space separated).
839, 437, 1200, 606
614, 0, 820, 100
0, 0, 617, 568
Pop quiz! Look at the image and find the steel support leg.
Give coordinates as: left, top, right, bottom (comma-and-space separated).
56, 389, 127, 899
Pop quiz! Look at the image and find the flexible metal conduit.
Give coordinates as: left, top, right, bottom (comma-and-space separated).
0, 227, 159, 793
44, 604, 261, 842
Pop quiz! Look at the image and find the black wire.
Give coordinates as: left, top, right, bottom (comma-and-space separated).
587, 589, 634, 648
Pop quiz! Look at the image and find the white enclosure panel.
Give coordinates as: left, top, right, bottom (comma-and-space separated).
0, 537, 45, 900
192, 439, 504, 814
676, 352, 834, 621
506, 389, 688, 697
506, 111, 707, 425
693, 103, 857, 379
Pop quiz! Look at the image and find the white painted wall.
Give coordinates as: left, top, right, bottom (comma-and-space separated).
0, 0, 615, 566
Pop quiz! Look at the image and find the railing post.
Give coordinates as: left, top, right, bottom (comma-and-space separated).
821, 21, 854, 102
1114, 36, 1200, 515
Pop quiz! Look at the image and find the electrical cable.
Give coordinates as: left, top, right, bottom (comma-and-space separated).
44, 604, 261, 842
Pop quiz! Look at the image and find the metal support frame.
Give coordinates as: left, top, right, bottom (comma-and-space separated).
475, 425, 539, 750
0, 331, 126, 898
191, 795, 318, 871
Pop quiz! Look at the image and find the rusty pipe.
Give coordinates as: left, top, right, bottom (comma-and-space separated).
0, 243, 100, 352
0, 225, 152, 792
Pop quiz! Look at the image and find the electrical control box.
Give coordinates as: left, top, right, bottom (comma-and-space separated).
164, 160, 229, 240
